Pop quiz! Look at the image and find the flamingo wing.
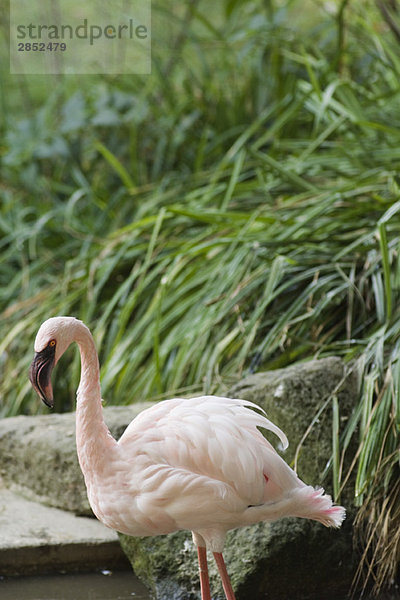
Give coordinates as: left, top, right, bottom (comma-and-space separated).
118, 396, 295, 508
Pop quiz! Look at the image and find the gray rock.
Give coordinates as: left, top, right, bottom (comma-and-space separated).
0, 403, 152, 515
229, 357, 359, 490
120, 517, 354, 600
0, 481, 128, 576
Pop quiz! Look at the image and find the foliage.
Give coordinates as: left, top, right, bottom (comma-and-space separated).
0, 0, 399, 594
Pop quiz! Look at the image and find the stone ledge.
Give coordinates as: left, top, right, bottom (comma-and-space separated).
0, 404, 152, 515
0, 483, 129, 576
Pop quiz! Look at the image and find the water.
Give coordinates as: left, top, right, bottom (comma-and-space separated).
0, 570, 151, 600
1, 571, 398, 600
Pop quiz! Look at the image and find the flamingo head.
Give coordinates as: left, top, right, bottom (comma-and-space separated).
29, 316, 82, 408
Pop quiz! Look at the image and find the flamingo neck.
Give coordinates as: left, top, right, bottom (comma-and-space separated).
74, 326, 117, 476
76, 330, 101, 407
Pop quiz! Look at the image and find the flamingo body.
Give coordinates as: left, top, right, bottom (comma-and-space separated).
86, 395, 342, 552
29, 317, 345, 599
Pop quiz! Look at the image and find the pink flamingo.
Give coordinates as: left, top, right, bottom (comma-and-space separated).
29, 317, 345, 600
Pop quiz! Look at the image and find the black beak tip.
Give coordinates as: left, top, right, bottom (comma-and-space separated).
41, 395, 55, 410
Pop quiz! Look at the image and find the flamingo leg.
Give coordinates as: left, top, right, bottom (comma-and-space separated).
197, 545, 211, 600
213, 552, 236, 600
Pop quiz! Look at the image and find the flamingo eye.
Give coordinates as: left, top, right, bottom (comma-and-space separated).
49, 340, 56, 347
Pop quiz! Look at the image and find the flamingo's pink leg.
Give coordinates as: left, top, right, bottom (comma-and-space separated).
213, 552, 236, 600
197, 545, 211, 600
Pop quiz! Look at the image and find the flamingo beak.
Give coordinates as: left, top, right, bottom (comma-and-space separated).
29, 346, 56, 409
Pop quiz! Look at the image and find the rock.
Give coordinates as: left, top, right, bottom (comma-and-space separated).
229, 356, 359, 491
0, 481, 129, 576
120, 517, 355, 600
0, 403, 152, 515
120, 357, 359, 599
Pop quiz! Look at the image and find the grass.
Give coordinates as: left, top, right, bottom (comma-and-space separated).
1, 0, 400, 594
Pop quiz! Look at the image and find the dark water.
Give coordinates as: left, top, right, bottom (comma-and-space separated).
1, 571, 398, 600
0, 570, 151, 600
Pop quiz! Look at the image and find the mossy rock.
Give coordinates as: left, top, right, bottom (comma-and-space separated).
120, 516, 356, 600
0, 404, 152, 514
229, 357, 359, 498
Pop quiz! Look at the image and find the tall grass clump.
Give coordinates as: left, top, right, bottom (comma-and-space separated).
0, 0, 399, 594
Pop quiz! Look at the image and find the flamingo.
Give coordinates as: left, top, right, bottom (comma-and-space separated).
29, 316, 345, 600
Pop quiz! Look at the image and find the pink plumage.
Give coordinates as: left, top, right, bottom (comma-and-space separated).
29, 317, 345, 600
